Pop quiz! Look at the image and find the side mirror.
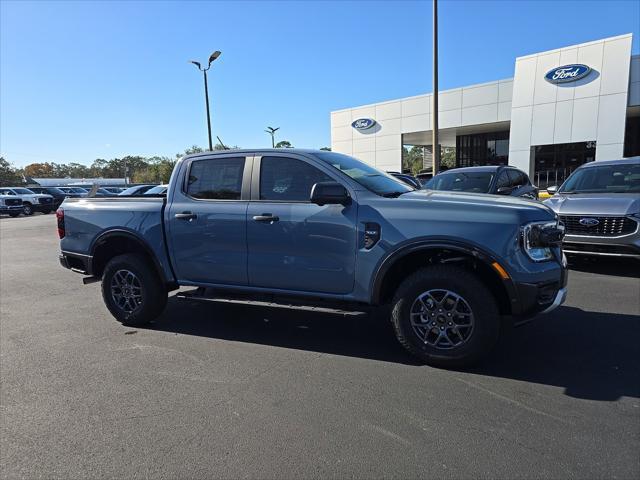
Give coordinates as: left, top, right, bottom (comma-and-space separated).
496, 186, 514, 195
310, 182, 350, 206
546, 185, 558, 195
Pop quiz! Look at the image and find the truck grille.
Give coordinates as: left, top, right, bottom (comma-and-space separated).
5, 199, 21, 206
559, 215, 637, 236
38, 197, 52, 204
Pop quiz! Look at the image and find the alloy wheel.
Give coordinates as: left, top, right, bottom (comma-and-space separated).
409, 289, 475, 349
110, 269, 143, 313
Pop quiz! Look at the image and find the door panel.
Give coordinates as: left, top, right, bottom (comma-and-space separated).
166, 156, 249, 285
246, 155, 357, 294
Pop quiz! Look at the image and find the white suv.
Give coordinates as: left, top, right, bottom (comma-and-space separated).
0, 187, 55, 215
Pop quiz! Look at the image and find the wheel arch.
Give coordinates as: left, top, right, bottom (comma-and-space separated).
370, 240, 517, 315
90, 229, 175, 289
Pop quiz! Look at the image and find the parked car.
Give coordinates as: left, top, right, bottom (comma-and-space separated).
143, 184, 168, 196
416, 170, 434, 186
387, 172, 422, 189
0, 187, 55, 215
95, 187, 119, 197
544, 157, 640, 259
59, 187, 89, 197
102, 187, 125, 194
0, 194, 23, 217
57, 149, 567, 368
29, 187, 81, 209
118, 184, 156, 196
425, 165, 538, 199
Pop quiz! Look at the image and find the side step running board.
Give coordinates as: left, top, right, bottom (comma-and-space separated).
175, 288, 367, 316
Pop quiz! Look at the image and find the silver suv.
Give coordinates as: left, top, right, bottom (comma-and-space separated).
544, 158, 640, 259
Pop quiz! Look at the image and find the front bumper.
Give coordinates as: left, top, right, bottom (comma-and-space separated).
512, 252, 569, 320
0, 205, 23, 214
541, 287, 567, 314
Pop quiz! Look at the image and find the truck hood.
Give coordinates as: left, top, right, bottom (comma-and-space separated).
402, 189, 555, 220
543, 193, 640, 216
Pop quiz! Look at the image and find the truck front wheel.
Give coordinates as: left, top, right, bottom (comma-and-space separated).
391, 265, 500, 368
101, 253, 167, 326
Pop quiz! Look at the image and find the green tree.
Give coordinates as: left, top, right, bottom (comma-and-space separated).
275, 140, 292, 148
441, 147, 456, 170
402, 146, 424, 175
320, 147, 331, 151
0, 157, 24, 186
24, 162, 55, 178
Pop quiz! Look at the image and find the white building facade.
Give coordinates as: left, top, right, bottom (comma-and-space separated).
330, 34, 640, 187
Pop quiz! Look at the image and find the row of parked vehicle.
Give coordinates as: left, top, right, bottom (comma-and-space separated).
0, 184, 169, 217
391, 158, 640, 260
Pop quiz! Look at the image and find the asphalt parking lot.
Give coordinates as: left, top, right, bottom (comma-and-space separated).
1, 214, 639, 479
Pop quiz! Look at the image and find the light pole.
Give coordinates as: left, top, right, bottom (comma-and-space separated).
432, 0, 440, 174
190, 50, 222, 151
265, 126, 280, 148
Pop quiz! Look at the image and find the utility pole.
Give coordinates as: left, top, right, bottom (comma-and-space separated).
432, 0, 440, 174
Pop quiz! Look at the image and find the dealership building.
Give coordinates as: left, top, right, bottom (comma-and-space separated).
330, 33, 640, 186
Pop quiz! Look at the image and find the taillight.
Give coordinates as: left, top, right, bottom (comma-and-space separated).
56, 208, 65, 239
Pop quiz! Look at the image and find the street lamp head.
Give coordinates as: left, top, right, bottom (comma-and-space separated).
208, 50, 222, 66
189, 60, 202, 70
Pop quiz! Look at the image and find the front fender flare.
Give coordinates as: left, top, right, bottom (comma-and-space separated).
369, 238, 518, 307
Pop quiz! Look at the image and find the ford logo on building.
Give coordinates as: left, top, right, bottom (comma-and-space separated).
579, 217, 600, 226
544, 64, 591, 84
351, 118, 376, 130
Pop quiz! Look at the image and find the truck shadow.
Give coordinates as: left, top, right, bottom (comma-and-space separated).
148, 300, 639, 401
567, 256, 640, 278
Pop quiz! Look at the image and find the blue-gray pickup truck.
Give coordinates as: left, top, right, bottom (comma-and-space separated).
58, 149, 568, 367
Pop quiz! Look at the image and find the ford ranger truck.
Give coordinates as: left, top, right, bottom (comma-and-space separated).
57, 149, 568, 367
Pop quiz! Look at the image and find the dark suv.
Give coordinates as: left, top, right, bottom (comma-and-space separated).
29, 187, 80, 209
425, 165, 538, 199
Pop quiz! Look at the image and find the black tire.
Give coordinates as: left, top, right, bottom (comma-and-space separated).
9, 212, 20, 217
101, 253, 167, 326
390, 265, 500, 368
23, 203, 33, 215
41, 208, 52, 214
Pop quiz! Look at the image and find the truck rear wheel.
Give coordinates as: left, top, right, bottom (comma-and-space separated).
101, 253, 167, 326
391, 265, 500, 368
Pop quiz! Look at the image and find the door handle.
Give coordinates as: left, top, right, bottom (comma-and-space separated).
253, 214, 279, 223
175, 212, 197, 220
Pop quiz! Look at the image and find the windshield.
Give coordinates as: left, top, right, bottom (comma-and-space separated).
313, 151, 413, 196
425, 171, 494, 193
14, 188, 36, 194
71, 187, 88, 193
144, 185, 167, 195
560, 163, 640, 193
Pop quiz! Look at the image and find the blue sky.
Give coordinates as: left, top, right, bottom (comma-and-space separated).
1, 0, 638, 167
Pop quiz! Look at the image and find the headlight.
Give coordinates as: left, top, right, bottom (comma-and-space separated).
521, 221, 564, 262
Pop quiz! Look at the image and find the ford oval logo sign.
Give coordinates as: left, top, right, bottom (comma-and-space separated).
579, 217, 600, 226
351, 118, 376, 130
545, 64, 591, 84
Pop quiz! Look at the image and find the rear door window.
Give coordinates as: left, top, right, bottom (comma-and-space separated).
186, 157, 245, 200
